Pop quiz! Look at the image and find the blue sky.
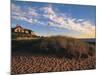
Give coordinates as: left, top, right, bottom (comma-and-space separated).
11, 0, 96, 38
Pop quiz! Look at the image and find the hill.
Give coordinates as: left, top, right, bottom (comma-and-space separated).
12, 36, 96, 59
78, 38, 96, 44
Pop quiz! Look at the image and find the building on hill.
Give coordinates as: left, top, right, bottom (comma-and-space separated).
12, 24, 37, 39
12, 24, 33, 34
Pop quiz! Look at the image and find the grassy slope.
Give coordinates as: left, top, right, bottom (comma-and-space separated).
11, 36, 96, 74
12, 36, 95, 58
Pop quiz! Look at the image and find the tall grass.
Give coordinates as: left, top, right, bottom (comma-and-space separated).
11, 36, 96, 74
12, 36, 95, 59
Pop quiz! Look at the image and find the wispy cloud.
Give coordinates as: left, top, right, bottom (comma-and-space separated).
42, 5, 95, 38
11, 3, 38, 24
11, 3, 95, 38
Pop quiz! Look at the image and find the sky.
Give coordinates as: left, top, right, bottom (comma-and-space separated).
11, 0, 96, 38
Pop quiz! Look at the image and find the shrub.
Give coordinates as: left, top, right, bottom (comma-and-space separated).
12, 36, 95, 59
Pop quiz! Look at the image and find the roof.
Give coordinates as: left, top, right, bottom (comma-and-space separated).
24, 29, 32, 32
12, 24, 34, 33
16, 24, 22, 28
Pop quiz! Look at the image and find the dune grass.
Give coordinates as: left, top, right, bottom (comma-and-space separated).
11, 36, 96, 74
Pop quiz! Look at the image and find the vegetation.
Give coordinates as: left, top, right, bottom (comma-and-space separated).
12, 32, 38, 39
12, 36, 95, 58
11, 55, 95, 74
11, 36, 96, 74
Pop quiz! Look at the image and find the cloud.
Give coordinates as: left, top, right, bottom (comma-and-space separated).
42, 5, 56, 16
11, 3, 38, 24
11, 3, 95, 38
42, 5, 95, 38
28, 7, 38, 16
77, 19, 84, 22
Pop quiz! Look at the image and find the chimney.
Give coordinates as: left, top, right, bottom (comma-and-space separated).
16, 24, 20, 27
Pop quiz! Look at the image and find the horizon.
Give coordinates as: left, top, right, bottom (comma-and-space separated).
11, 1, 96, 39
12, 24, 96, 39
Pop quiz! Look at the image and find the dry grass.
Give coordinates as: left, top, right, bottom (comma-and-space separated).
11, 36, 96, 74
12, 36, 95, 59
11, 55, 96, 75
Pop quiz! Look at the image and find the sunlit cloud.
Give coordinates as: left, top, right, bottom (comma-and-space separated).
42, 5, 95, 38
11, 3, 38, 24
11, 2, 95, 38
76, 19, 84, 22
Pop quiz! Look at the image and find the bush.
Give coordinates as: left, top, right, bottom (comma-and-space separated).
12, 36, 95, 59
36, 36, 95, 59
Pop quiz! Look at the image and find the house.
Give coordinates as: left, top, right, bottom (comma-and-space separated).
12, 24, 33, 34
12, 24, 37, 39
